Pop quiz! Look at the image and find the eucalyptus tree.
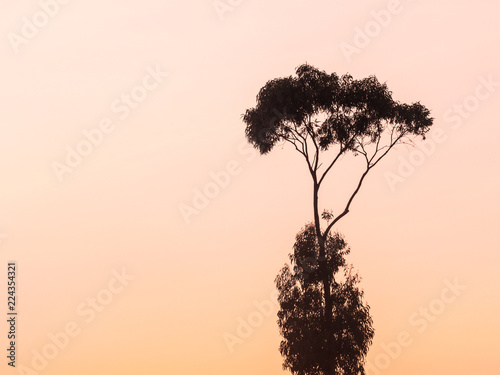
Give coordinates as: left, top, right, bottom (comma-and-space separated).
243, 64, 432, 374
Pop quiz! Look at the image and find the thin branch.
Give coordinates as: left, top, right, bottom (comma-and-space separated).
323, 167, 370, 238
283, 136, 304, 156
318, 146, 344, 187
322, 130, 406, 238
355, 139, 370, 165
369, 133, 404, 168
284, 129, 316, 179
312, 138, 320, 173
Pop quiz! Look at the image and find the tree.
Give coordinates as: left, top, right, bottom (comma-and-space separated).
243, 64, 433, 374
276, 223, 374, 375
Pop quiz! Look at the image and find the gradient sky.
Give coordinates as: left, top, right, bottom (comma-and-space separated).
1, 1, 499, 374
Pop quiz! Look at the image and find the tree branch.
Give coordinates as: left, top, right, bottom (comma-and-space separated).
318, 146, 345, 187
323, 166, 370, 238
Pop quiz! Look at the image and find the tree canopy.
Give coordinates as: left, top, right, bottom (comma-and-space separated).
243, 63, 432, 156
276, 224, 374, 375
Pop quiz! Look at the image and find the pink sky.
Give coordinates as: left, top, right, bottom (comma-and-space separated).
1, 1, 499, 374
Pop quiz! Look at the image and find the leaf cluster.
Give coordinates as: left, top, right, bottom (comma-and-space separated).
276, 224, 374, 375
243, 64, 432, 155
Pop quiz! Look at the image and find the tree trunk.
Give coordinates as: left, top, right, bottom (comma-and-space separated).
313, 182, 335, 375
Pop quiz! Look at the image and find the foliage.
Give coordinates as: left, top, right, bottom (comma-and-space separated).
276, 224, 374, 375
243, 63, 432, 157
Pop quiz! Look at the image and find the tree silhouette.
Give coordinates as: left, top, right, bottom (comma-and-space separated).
243, 64, 433, 374
276, 223, 373, 375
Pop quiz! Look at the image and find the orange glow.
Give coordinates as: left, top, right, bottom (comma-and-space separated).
1, 1, 499, 374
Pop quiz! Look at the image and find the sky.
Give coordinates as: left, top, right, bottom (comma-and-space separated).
0, 0, 499, 374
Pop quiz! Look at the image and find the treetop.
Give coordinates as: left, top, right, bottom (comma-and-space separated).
243, 63, 433, 155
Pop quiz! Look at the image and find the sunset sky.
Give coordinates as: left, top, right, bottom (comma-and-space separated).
1, 1, 499, 374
